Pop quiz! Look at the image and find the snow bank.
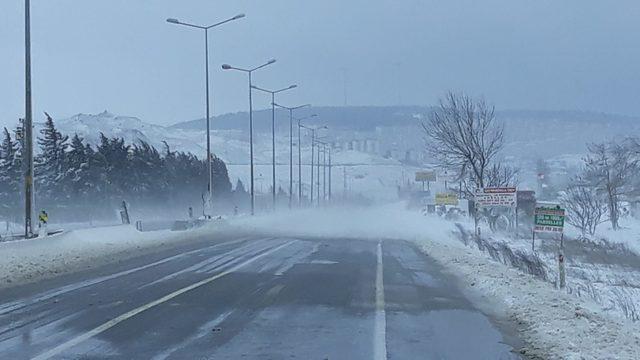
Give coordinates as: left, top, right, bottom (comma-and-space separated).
0, 222, 226, 289
229, 204, 640, 359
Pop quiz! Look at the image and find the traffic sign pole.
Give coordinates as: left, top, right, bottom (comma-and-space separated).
559, 233, 566, 289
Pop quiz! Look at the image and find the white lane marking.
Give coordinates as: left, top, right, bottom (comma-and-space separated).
0, 236, 257, 316
150, 310, 233, 360
31, 240, 295, 360
139, 238, 277, 289
374, 241, 388, 360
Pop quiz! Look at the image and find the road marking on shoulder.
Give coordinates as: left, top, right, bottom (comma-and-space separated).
374, 241, 388, 360
0, 236, 259, 316
32, 240, 295, 360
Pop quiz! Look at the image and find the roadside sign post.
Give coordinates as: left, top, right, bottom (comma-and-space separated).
435, 192, 459, 206
473, 187, 517, 236
415, 171, 436, 193
533, 204, 566, 288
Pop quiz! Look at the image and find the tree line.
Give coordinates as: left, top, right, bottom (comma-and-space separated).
563, 138, 640, 237
422, 91, 640, 239
0, 113, 237, 223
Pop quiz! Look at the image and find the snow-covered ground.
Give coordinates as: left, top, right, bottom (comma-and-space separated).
2, 203, 640, 358
563, 217, 640, 256
0, 221, 228, 289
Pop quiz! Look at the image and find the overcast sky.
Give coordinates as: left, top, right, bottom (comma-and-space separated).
1, 0, 640, 128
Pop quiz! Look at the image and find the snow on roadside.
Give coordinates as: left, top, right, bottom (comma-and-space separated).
0, 222, 225, 289
416, 234, 640, 360
229, 203, 640, 359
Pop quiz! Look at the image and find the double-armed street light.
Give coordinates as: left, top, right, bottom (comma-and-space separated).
295, 115, 317, 205
251, 84, 297, 209
299, 121, 326, 205
273, 103, 310, 208
222, 59, 277, 215
166, 13, 245, 216
315, 139, 329, 205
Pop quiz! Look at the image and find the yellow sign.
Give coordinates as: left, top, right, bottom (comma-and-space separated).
435, 192, 459, 205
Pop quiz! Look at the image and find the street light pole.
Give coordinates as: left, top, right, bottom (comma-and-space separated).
24, 0, 34, 238
251, 84, 297, 210
296, 115, 317, 205
323, 144, 327, 202
328, 147, 332, 202
166, 14, 244, 216
310, 129, 315, 205
222, 59, 277, 215
317, 145, 321, 206
274, 103, 310, 208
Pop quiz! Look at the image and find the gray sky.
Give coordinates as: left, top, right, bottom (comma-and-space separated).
1, 0, 640, 128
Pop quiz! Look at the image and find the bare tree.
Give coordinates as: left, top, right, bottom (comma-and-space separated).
422, 92, 504, 189
563, 184, 608, 237
485, 163, 520, 188
583, 140, 638, 230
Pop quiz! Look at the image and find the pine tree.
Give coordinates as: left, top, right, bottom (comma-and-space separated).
0, 128, 21, 217
211, 155, 232, 198
35, 113, 69, 205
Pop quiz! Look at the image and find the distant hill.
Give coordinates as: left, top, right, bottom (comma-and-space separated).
169, 106, 432, 132
33, 106, 640, 165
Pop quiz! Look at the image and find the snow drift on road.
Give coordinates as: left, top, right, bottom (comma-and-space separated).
0, 222, 226, 289
229, 203, 640, 360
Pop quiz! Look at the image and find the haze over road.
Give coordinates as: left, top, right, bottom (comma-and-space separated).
0, 234, 520, 359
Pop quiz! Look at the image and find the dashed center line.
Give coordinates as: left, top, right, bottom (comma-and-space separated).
374, 241, 388, 360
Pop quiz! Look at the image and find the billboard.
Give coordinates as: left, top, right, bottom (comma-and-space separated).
534, 204, 565, 233
415, 171, 437, 182
435, 192, 459, 206
474, 187, 517, 208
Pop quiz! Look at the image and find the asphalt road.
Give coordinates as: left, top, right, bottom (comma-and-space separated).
0, 235, 521, 359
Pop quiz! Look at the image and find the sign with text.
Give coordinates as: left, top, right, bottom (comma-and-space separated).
534, 205, 565, 233
474, 187, 517, 208
435, 192, 459, 206
415, 171, 436, 182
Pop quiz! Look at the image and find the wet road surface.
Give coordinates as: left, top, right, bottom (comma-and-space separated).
0, 235, 521, 359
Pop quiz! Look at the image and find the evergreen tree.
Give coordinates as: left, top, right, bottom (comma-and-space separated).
211, 155, 232, 198
35, 113, 69, 204
0, 128, 21, 217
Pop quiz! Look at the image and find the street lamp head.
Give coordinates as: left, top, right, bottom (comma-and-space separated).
311, 114, 318, 118
233, 13, 246, 20
166, 18, 180, 24
288, 85, 298, 89
221, 64, 232, 70
267, 59, 277, 65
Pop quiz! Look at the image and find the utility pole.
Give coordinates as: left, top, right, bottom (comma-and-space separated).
24, 0, 34, 238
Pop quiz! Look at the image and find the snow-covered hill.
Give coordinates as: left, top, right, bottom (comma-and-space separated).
40, 111, 410, 201
48, 111, 205, 155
